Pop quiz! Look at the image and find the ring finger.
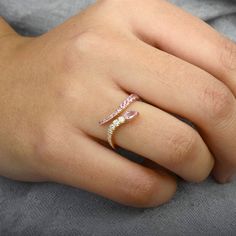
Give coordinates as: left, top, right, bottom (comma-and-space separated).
78, 87, 214, 183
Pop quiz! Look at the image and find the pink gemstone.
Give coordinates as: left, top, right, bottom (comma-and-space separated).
124, 111, 139, 120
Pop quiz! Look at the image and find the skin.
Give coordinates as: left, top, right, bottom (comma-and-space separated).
0, 0, 236, 208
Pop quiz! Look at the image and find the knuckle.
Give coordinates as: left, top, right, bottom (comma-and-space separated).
219, 37, 236, 72
167, 126, 197, 168
200, 82, 235, 124
124, 172, 161, 207
72, 31, 104, 54
66, 30, 104, 61
62, 30, 111, 72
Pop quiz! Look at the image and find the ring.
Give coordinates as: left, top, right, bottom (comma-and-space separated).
98, 94, 140, 125
107, 111, 139, 149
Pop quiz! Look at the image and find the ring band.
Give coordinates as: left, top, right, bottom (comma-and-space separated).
107, 110, 139, 149
98, 94, 140, 126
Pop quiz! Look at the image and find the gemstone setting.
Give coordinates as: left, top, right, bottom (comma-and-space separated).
107, 110, 139, 149
124, 111, 139, 120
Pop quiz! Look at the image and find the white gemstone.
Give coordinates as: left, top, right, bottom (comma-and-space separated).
118, 116, 125, 123
110, 124, 115, 130
113, 120, 120, 126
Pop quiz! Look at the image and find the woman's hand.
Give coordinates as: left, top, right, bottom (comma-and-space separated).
0, 0, 236, 207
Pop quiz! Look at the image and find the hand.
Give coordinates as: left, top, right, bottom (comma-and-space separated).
0, 0, 236, 208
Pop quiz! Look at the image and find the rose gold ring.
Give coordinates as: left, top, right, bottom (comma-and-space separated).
98, 94, 140, 126
107, 110, 139, 149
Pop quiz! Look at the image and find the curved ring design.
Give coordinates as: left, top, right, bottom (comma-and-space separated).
99, 94, 140, 126
107, 110, 139, 149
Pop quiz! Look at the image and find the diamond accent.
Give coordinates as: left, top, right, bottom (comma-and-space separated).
107, 111, 139, 149
113, 120, 120, 126
118, 116, 125, 123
